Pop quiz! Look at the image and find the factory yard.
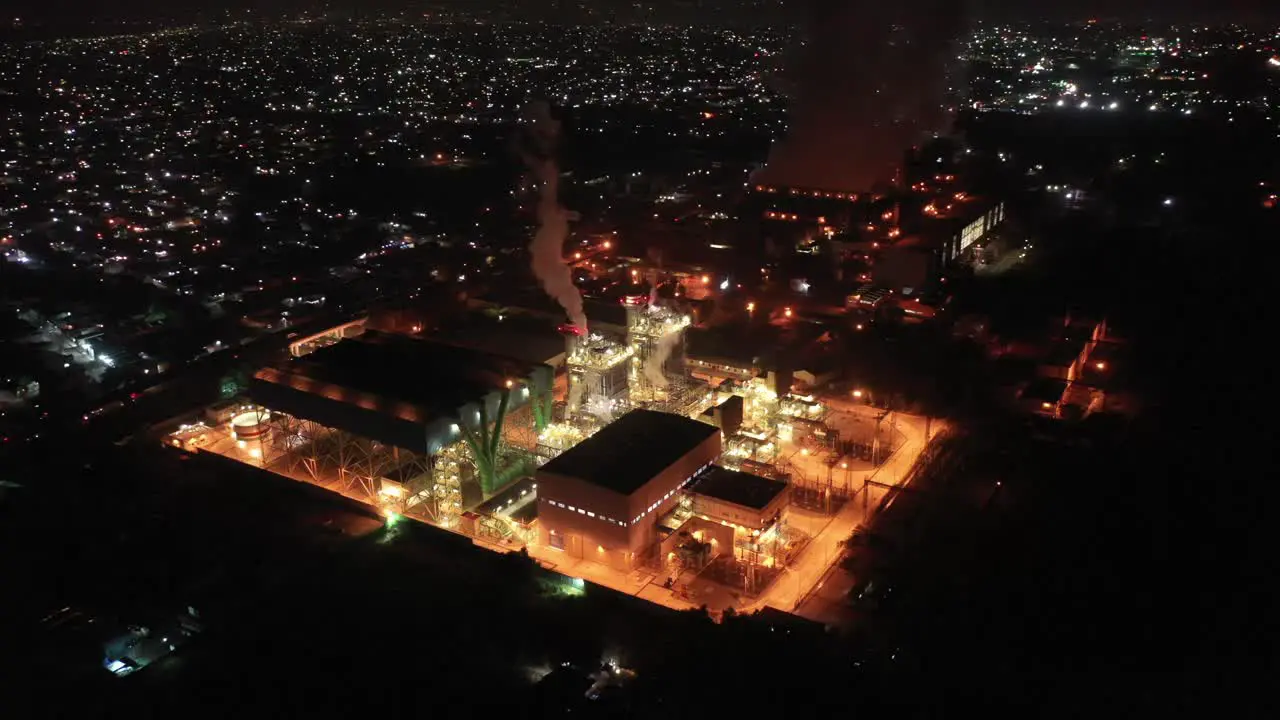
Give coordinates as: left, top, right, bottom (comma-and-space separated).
524, 402, 937, 615
167, 390, 939, 617
157, 315, 944, 621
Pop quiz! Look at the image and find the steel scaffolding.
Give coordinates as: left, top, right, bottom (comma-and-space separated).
263, 411, 443, 523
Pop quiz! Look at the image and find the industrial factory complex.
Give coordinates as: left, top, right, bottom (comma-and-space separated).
162, 289, 931, 614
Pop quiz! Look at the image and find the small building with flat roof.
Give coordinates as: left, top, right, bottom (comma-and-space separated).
689, 465, 789, 531
536, 409, 721, 571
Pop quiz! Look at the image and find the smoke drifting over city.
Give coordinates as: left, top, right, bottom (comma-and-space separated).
519, 101, 588, 333
757, 0, 968, 192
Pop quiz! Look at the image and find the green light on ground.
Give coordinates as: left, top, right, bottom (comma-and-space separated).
385, 512, 402, 526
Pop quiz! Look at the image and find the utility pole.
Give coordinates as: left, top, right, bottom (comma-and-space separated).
871, 413, 883, 465
825, 461, 833, 514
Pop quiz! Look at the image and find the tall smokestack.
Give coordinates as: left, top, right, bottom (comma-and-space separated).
756, 0, 967, 192
519, 101, 588, 333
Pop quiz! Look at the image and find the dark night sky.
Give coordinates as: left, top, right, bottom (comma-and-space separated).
5, 0, 1280, 25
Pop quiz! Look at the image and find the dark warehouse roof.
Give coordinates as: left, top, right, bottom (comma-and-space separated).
539, 409, 719, 496
249, 331, 546, 452
690, 465, 788, 511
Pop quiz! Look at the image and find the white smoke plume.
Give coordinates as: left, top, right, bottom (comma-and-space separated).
519, 101, 588, 333
568, 375, 585, 414
644, 331, 679, 389
586, 395, 615, 422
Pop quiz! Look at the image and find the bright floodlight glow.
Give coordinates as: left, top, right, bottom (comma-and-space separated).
100, 355, 114, 367
719, 278, 729, 291
1108, 101, 1119, 110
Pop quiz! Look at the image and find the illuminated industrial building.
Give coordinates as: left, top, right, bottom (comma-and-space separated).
688, 466, 788, 532
680, 465, 791, 580
536, 409, 721, 571
625, 301, 689, 385
876, 200, 1006, 292
176, 331, 554, 528
622, 299, 717, 420
565, 331, 632, 420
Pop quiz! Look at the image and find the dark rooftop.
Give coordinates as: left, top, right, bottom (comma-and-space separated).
476, 476, 538, 518
685, 327, 763, 366
254, 330, 541, 425
1021, 377, 1069, 403
1043, 339, 1086, 368
690, 465, 788, 511
539, 409, 719, 496
432, 313, 566, 366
